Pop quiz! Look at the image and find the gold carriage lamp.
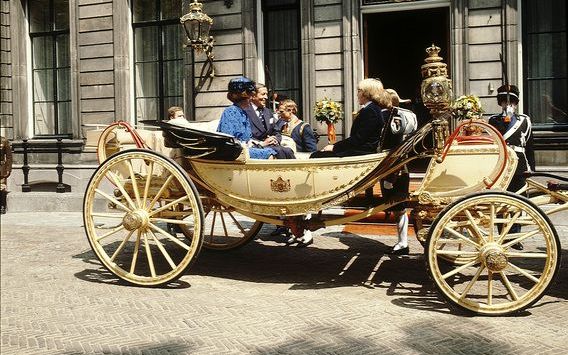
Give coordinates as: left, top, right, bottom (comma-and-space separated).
421, 44, 452, 160
181, 0, 215, 80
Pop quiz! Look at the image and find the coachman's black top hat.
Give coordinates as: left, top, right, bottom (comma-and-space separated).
496, 84, 520, 104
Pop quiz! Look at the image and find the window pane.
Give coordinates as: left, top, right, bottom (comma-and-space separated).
136, 98, 158, 120
54, 0, 69, 31
58, 102, 72, 134
57, 68, 70, 101
163, 60, 183, 96
34, 102, 55, 135
135, 62, 158, 97
265, 10, 298, 50
526, 33, 567, 78
135, 27, 158, 61
29, 0, 50, 33
161, 0, 181, 20
163, 25, 183, 60
33, 69, 54, 101
33, 36, 54, 69
525, 80, 568, 125
133, 0, 157, 22
56, 34, 70, 67
523, 0, 565, 33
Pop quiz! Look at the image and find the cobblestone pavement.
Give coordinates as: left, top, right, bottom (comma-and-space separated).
1, 211, 567, 355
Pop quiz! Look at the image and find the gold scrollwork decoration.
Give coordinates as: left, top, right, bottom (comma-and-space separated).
270, 176, 291, 193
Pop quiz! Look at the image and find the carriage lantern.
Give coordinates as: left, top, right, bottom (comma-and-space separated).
180, 1, 215, 77
420, 44, 452, 160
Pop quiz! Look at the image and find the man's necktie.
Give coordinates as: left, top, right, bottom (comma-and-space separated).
258, 108, 266, 129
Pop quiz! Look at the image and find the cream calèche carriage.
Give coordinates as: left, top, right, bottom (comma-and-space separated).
82, 46, 566, 316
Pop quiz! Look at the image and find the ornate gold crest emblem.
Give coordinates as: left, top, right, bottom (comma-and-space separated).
270, 176, 291, 192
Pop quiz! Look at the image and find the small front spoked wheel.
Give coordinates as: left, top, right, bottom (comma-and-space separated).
426, 191, 561, 315
83, 149, 204, 286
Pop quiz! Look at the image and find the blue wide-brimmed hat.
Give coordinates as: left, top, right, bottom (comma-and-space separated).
228, 76, 256, 93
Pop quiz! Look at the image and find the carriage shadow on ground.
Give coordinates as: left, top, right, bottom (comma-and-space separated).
191, 228, 453, 315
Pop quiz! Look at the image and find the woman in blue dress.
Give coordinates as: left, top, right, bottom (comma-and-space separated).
217, 77, 277, 159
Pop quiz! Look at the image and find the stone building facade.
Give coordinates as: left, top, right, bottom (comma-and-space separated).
1, 0, 566, 171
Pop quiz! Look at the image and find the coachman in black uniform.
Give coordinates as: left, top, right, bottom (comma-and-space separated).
488, 84, 535, 249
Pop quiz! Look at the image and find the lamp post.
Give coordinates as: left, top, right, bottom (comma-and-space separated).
420, 44, 453, 161
180, 0, 215, 118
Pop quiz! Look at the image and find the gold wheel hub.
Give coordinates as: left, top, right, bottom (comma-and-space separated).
480, 243, 508, 272
122, 210, 150, 231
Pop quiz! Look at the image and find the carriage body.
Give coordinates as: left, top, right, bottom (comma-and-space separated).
83, 118, 565, 315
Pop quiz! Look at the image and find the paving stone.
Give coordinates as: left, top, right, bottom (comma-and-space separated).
1, 211, 567, 354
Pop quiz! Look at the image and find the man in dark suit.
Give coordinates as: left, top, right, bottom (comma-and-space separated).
245, 83, 295, 159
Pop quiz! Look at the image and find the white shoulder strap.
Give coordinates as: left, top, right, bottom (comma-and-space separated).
502, 115, 524, 141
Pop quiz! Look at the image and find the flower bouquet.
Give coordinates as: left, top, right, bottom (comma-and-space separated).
314, 97, 343, 143
452, 95, 484, 135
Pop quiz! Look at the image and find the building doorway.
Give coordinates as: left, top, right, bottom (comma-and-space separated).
363, 6, 450, 122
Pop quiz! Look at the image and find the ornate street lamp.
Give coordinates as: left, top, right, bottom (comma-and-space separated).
180, 0, 215, 81
420, 44, 453, 160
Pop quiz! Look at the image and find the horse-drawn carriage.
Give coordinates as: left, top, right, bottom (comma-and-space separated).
82, 47, 566, 316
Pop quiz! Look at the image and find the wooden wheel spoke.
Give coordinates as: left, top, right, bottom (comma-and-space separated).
130, 231, 142, 274
209, 211, 217, 239
442, 226, 481, 249
502, 229, 540, 249
219, 211, 229, 237
507, 261, 540, 283
488, 271, 493, 306
91, 212, 124, 219
227, 211, 247, 236
95, 188, 130, 212
96, 225, 126, 243
458, 265, 486, 300
464, 209, 487, 244
148, 223, 191, 251
442, 259, 480, 280
143, 232, 156, 278
435, 250, 478, 256
151, 217, 193, 225
489, 203, 495, 242
142, 161, 154, 208
108, 170, 137, 210
498, 271, 519, 301
497, 211, 521, 244
506, 251, 548, 259
149, 196, 190, 217
149, 230, 177, 271
148, 174, 174, 211
110, 230, 135, 262
127, 160, 142, 207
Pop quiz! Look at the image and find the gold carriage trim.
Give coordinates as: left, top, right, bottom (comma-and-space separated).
270, 176, 291, 192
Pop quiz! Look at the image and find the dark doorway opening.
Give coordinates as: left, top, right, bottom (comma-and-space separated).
363, 7, 450, 122
363, 7, 450, 172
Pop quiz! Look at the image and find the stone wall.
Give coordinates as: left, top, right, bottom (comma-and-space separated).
0, 0, 11, 139
78, 0, 116, 126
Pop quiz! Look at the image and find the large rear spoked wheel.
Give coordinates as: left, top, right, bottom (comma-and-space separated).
83, 149, 204, 286
426, 191, 560, 315
199, 196, 263, 250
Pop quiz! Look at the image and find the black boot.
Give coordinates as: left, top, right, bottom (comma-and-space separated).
0, 190, 7, 214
